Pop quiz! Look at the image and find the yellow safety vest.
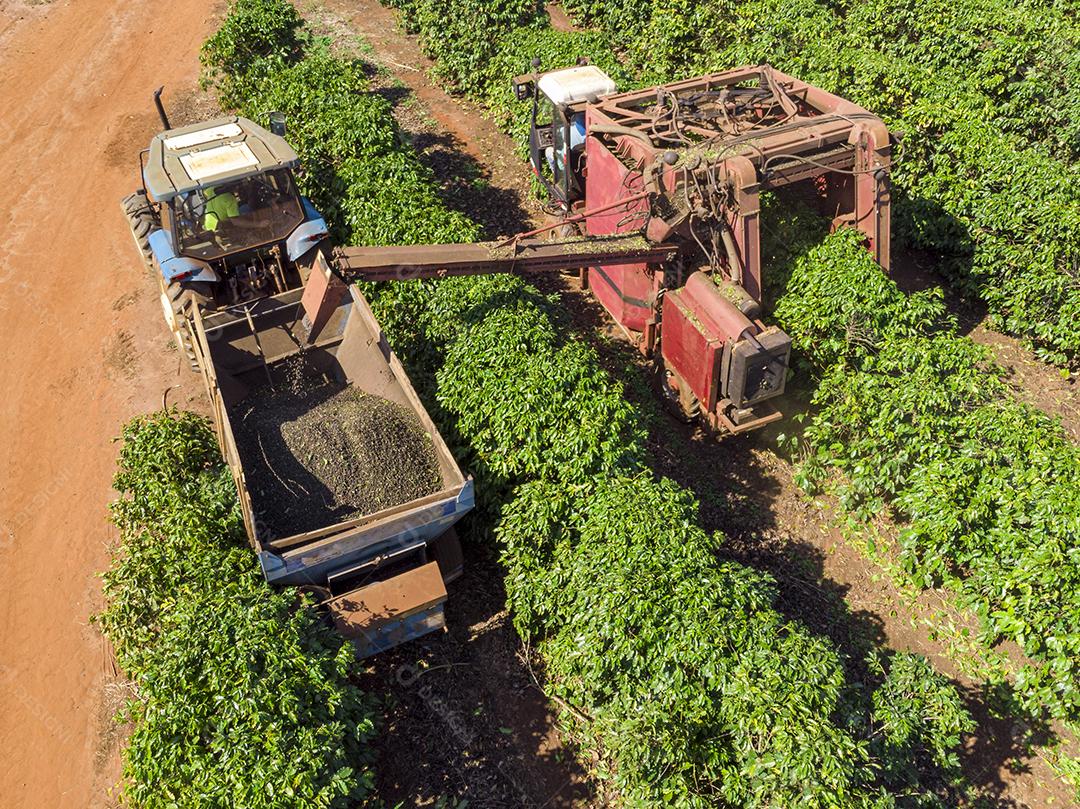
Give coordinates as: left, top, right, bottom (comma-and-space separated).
204, 190, 239, 232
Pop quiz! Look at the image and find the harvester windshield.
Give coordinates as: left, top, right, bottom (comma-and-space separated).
170, 168, 304, 260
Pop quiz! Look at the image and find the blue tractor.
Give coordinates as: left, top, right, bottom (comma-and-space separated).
121, 93, 328, 368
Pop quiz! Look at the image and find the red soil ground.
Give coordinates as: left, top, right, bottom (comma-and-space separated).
0, 1, 213, 804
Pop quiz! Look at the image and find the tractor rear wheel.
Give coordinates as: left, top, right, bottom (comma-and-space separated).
121, 191, 156, 271
162, 279, 212, 372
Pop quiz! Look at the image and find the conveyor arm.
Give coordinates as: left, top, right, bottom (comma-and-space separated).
331, 233, 677, 282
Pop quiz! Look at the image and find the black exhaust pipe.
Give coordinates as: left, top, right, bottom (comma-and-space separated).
153, 86, 171, 131
269, 111, 287, 137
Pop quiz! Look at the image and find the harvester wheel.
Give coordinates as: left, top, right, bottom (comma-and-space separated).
680, 386, 702, 421
556, 221, 583, 239
660, 367, 701, 423
121, 192, 157, 271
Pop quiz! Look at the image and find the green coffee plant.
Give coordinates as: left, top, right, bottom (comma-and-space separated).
499, 476, 875, 807
868, 652, 975, 793
379, 0, 1080, 727
838, 0, 1080, 161
395, 0, 542, 96
765, 210, 1080, 723
97, 412, 377, 809
200, 0, 305, 109
432, 277, 645, 482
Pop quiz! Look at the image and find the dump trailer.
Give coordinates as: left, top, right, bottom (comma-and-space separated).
189, 254, 473, 657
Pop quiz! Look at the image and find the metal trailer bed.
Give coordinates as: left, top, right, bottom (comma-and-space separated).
190, 271, 474, 656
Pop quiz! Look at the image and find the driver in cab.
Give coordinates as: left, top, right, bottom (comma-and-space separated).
203, 186, 240, 233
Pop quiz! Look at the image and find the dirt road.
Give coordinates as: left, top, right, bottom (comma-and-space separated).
0, 1, 212, 804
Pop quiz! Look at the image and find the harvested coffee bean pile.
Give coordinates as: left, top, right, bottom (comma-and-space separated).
233, 368, 442, 538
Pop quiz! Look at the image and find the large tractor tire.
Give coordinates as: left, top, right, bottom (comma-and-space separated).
122, 192, 211, 374
161, 279, 212, 372
121, 191, 156, 271
659, 366, 701, 423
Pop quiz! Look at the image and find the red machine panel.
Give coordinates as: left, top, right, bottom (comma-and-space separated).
661, 272, 756, 411
583, 113, 657, 334
662, 291, 722, 409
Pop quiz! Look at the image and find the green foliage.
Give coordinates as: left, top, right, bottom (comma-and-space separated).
869, 652, 975, 793
403, 0, 1080, 725
839, 0, 1080, 161
97, 413, 376, 808
400, 0, 543, 95
367, 251, 971, 806
432, 277, 645, 482
200, 0, 305, 109
767, 205, 1080, 723
500, 477, 880, 807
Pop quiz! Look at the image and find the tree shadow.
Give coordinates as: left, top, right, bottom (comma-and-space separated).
960, 685, 1061, 808
359, 547, 594, 808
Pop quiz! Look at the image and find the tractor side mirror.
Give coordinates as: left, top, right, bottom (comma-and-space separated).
269, 111, 287, 137
513, 75, 536, 101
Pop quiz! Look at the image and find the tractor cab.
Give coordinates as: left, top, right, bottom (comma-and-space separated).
515, 64, 616, 208
123, 94, 330, 370
137, 114, 329, 307
168, 167, 304, 262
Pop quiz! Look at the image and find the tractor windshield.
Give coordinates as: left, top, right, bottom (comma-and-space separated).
171, 169, 304, 261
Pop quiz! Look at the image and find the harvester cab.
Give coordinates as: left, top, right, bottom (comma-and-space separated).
122, 91, 329, 368
515, 62, 615, 206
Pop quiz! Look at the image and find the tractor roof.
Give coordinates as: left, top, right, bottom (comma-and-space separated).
143, 116, 299, 202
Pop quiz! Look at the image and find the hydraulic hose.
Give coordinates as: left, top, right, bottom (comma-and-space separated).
589, 123, 657, 150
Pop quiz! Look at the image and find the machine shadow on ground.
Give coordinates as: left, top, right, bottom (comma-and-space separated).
880, 191, 985, 336
360, 546, 594, 808
370, 80, 535, 240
